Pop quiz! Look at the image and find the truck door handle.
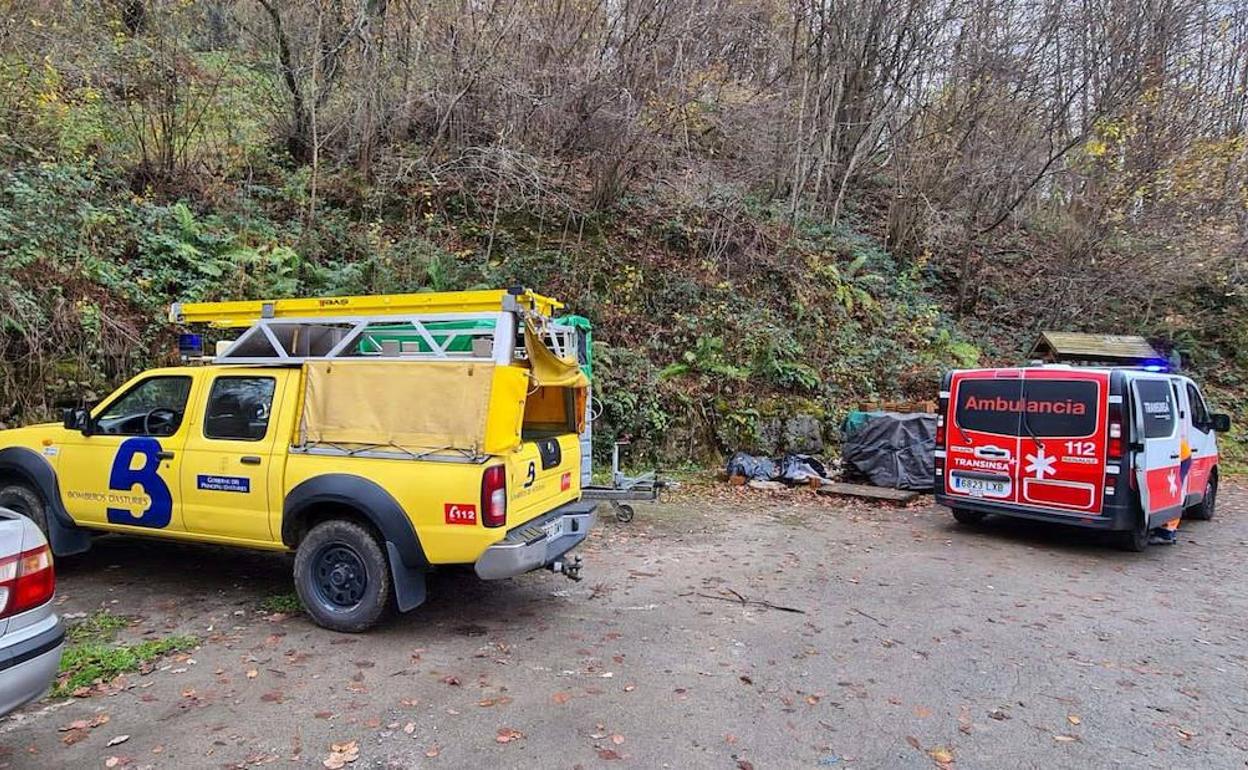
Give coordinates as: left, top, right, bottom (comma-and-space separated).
156, 451, 175, 460
240, 456, 262, 465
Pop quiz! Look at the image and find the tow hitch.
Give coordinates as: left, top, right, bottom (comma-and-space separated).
550, 555, 583, 581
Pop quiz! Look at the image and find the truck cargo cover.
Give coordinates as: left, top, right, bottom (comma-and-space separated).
301, 360, 521, 454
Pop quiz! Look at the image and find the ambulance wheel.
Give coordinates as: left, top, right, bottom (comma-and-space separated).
1118, 513, 1149, 552
0, 482, 49, 538
294, 519, 392, 633
1186, 476, 1217, 521
952, 508, 986, 526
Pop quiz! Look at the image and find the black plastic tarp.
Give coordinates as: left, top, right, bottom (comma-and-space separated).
841, 412, 936, 491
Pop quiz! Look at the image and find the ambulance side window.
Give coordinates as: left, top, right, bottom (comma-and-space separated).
1134, 380, 1175, 439
1187, 384, 1211, 431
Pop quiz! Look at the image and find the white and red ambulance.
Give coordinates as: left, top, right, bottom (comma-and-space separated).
934, 365, 1231, 550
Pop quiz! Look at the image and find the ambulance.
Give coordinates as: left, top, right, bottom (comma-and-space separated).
934, 364, 1231, 550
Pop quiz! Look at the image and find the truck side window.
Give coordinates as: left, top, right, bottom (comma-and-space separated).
1134, 380, 1175, 439
95, 376, 192, 436
204, 377, 276, 441
1186, 383, 1211, 429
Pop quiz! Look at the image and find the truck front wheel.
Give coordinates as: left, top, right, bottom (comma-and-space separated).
0, 482, 49, 537
294, 519, 393, 633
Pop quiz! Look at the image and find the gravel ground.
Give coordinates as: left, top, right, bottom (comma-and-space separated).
1, 482, 1246, 769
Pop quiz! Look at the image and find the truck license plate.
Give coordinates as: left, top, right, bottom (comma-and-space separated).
953, 475, 1008, 497
542, 517, 566, 540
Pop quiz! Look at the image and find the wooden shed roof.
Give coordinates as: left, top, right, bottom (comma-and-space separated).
1030, 332, 1161, 364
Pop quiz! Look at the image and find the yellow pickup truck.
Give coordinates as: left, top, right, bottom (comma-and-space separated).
0, 289, 596, 631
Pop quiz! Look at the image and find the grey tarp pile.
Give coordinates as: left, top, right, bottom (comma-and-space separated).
840, 412, 936, 491
726, 452, 828, 485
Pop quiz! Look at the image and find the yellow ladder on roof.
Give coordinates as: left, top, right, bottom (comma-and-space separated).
170, 288, 563, 328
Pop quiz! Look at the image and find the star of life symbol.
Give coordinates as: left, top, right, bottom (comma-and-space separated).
1024, 447, 1056, 479
1167, 469, 1178, 497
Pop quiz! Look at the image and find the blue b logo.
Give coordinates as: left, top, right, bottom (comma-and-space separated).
107, 437, 173, 528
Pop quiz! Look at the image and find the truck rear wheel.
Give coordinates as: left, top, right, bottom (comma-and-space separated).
952, 508, 986, 526
0, 482, 49, 538
294, 519, 393, 633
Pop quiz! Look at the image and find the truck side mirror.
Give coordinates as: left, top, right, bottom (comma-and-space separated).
62, 408, 92, 436
1211, 413, 1231, 433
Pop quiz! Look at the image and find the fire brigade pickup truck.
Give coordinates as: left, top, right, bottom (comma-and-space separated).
935, 364, 1230, 551
0, 289, 596, 632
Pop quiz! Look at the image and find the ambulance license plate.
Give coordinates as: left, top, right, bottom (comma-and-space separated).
542, 517, 566, 540
952, 475, 1008, 497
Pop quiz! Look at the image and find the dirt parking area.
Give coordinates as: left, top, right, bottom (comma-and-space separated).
2, 483, 1247, 769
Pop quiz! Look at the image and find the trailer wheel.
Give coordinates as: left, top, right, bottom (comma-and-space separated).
294, 519, 392, 633
1185, 475, 1217, 521
951, 508, 985, 526
614, 504, 635, 523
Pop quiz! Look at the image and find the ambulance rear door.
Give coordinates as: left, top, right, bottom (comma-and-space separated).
1129, 375, 1184, 522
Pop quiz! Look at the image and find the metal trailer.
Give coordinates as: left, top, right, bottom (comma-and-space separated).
580, 439, 666, 522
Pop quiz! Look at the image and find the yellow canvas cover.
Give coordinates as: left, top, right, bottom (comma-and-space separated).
524, 319, 590, 388
301, 360, 526, 454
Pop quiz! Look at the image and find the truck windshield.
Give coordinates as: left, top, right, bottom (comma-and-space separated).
955, 378, 1098, 438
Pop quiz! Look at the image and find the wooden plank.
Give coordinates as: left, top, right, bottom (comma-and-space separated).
816, 482, 919, 504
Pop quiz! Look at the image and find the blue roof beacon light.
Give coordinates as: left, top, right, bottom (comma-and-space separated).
178, 333, 204, 360
1140, 358, 1170, 373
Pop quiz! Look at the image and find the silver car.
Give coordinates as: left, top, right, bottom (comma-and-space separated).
0, 507, 63, 717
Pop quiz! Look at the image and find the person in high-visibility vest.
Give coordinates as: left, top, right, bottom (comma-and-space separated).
1149, 436, 1191, 545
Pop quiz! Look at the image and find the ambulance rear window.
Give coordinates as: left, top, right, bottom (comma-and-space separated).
955, 378, 1098, 437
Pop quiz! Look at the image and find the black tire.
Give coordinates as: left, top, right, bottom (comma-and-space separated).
615, 504, 635, 523
0, 482, 49, 537
1118, 512, 1149, 552
1185, 475, 1217, 521
952, 508, 986, 526
293, 519, 392, 633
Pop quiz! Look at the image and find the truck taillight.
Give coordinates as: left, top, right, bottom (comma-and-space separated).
0, 544, 55, 619
1107, 403, 1124, 459
936, 415, 946, 448
481, 465, 507, 528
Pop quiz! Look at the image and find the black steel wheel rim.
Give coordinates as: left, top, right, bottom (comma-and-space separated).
313, 544, 368, 609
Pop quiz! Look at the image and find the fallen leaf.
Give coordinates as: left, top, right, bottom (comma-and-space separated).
928, 745, 954, 764
597, 749, 622, 760
739, 675, 753, 685
60, 729, 88, 746
323, 739, 360, 769
478, 696, 512, 708
737, 761, 755, 770
915, 705, 933, 718
495, 727, 524, 744
261, 691, 286, 704
1054, 735, 1077, 743
1067, 714, 1082, 725
246, 669, 258, 679
424, 743, 441, 758
905, 736, 922, 750
552, 691, 573, 705
623, 684, 636, 693
403, 723, 416, 735
107, 735, 130, 747
440, 675, 461, 687
610, 734, 625, 745
725, 734, 738, 745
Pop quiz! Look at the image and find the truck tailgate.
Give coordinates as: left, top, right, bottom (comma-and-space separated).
507, 434, 581, 525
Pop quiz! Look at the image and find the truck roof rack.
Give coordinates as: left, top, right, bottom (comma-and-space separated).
170, 289, 577, 367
